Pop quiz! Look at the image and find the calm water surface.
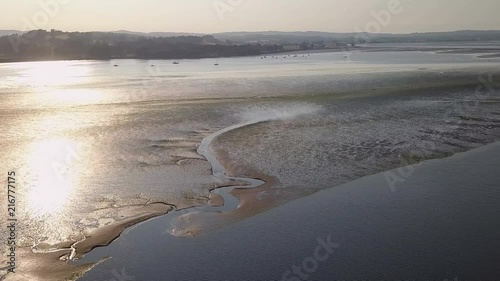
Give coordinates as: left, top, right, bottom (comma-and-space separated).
0, 50, 499, 257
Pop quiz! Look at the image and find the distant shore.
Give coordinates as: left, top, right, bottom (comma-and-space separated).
2, 45, 500, 281
2, 45, 500, 64
0, 47, 356, 64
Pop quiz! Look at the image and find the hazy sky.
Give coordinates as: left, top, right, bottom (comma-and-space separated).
2, 0, 499, 34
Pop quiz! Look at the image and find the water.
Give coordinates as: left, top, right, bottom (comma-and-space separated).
359, 41, 500, 49
0, 50, 499, 268
77, 142, 500, 281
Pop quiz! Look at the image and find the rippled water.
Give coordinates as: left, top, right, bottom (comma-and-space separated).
0, 50, 499, 257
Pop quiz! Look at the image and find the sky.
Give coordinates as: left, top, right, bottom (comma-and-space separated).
1, 0, 500, 34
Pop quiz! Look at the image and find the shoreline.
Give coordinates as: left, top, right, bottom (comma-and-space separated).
2, 44, 500, 64
1, 119, 282, 280
0, 47, 357, 64
2, 202, 175, 281
5, 128, 499, 280
3, 81, 499, 279
77, 141, 500, 280
75, 125, 500, 276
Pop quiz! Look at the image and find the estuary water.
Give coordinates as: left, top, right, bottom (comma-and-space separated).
0, 49, 500, 280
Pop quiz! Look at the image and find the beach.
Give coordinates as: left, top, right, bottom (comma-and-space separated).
77, 141, 500, 281
1, 46, 499, 280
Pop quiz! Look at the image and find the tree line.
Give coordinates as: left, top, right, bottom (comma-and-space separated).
0, 30, 284, 62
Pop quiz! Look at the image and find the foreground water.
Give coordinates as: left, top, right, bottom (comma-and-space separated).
0, 49, 500, 279
78, 142, 500, 281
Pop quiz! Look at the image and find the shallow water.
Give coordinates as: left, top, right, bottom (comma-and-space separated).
0, 50, 499, 267
77, 142, 500, 281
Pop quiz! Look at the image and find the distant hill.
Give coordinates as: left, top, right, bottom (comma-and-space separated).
3, 29, 500, 44
1, 29, 499, 63
211, 30, 500, 44
360, 30, 500, 43
0, 29, 283, 63
112, 30, 204, 38
111, 30, 368, 44
212, 31, 362, 44
110, 29, 500, 44
0, 30, 22, 37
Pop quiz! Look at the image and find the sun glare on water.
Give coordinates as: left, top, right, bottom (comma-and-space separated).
27, 138, 81, 217
43, 89, 105, 106
16, 61, 91, 87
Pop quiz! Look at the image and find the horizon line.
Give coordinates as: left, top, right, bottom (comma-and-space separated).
3, 28, 500, 36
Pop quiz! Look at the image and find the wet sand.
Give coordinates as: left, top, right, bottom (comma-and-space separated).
3, 203, 173, 281
4, 73, 500, 280
78, 141, 500, 281
5, 122, 499, 280
218, 150, 315, 219
166, 150, 314, 237
2, 53, 499, 280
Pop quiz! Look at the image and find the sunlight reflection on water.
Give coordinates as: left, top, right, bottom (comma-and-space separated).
10, 61, 92, 87
0, 50, 499, 256
27, 138, 80, 217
